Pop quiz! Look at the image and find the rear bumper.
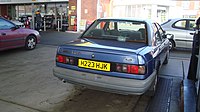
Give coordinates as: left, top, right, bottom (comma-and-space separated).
53, 66, 156, 95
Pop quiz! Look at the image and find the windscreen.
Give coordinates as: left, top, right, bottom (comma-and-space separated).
82, 20, 147, 43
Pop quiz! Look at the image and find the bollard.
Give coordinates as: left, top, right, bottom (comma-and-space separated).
44, 18, 46, 31
58, 20, 60, 32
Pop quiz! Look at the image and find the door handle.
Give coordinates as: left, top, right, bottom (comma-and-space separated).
1, 33, 6, 36
190, 33, 194, 35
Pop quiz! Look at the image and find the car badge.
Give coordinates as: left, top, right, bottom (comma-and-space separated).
124, 57, 134, 62
91, 54, 95, 58
72, 51, 81, 55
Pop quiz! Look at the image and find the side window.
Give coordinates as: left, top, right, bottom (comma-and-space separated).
173, 20, 186, 29
152, 23, 161, 46
153, 24, 161, 41
188, 20, 196, 30
0, 19, 15, 30
155, 23, 165, 39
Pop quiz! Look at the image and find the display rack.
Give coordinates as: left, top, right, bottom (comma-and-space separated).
43, 15, 54, 29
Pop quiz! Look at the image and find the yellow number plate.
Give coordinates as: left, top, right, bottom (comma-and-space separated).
78, 59, 110, 71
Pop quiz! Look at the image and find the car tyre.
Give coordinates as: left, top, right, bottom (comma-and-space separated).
25, 35, 36, 50
145, 74, 158, 97
169, 39, 175, 51
163, 52, 169, 65
145, 62, 160, 97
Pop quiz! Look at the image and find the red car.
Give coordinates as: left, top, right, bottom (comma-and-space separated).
0, 17, 40, 51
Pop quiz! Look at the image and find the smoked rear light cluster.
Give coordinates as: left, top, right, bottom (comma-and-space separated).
56, 55, 75, 65
116, 63, 146, 75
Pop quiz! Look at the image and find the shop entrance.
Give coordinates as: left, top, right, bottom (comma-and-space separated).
43, 3, 69, 31
14, 2, 69, 31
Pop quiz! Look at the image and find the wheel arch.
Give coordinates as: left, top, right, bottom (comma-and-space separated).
25, 34, 38, 45
155, 59, 161, 74
169, 38, 176, 47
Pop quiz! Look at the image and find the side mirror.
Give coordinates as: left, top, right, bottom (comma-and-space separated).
162, 34, 167, 39
165, 33, 174, 39
10, 25, 19, 31
15, 25, 20, 29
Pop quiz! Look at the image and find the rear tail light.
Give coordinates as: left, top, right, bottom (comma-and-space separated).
56, 55, 66, 63
56, 55, 75, 65
69, 58, 75, 65
116, 63, 145, 75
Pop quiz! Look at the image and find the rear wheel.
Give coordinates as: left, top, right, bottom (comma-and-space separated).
25, 35, 36, 50
163, 52, 169, 65
145, 62, 160, 97
146, 74, 158, 97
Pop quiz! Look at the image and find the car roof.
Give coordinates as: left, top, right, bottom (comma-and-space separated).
161, 18, 196, 26
97, 17, 155, 23
170, 18, 195, 20
0, 17, 9, 21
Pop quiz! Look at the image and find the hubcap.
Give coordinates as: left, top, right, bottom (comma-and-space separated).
27, 38, 36, 49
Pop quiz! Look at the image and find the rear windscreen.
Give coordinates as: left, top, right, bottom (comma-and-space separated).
82, 20, 147, 43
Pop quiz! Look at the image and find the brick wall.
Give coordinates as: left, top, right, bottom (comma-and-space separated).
0, 5, 8, 17
81, 0, 97, 23
68, 0, 77, 31
68, 0, 111, 31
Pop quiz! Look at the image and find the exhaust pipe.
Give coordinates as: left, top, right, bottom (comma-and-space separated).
62, 79, 66, 83
58, 78, 66, 83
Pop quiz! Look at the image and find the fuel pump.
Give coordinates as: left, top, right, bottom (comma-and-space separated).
187, 17, 200, 112
188, 17, 200, 81
195, 17, 200, 112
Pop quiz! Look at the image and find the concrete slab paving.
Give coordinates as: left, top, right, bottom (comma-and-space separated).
160, 58, 190, 78
0, 100, 39, 112
0, 45, 81, 112
157, 56, 190, 112
58, 89, 142, 112
0, 30, 192, 112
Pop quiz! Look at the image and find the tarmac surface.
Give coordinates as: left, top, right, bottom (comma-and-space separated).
0, 30, 191, 112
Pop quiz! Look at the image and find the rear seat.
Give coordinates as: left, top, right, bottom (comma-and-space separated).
90, 29, 104, 36
127, 31, 143, 41
138, 28, 146, 39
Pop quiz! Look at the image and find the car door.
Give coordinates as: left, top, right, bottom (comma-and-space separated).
155, 23, 169, 63
152, 23, 163, 60
172, 19, 187, 48
0, 18, 24, 50
186, 19, 195, 49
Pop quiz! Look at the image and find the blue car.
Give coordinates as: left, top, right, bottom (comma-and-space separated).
53, 18, 170, 95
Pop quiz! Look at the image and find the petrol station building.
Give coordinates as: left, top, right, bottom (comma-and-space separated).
1, 0, 199, 32
0, 0, 111, 31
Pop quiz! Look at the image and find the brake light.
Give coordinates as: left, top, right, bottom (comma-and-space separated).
116, 63, 145, 75
56, 55, 75, 65
128, 65, 139, 74
56, 55, 66, 63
